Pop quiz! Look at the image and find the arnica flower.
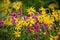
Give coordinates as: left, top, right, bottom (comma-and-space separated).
27, 7, 36, 15
30, 29, 35, 34
50, 35, 59, 40
36, 14, 43, 23
4, 18, 13, 26
3, 0, 10, 6
57, 32, 60, 35
39, 7, 46, 15
42, 14, 54, 27
43, 31, 48, 35
12, 1, 22, 10
13, 31, 21, 37
28, 17, 35, 27
23, 20, 28, 26
48, 3, 59, 10
15, 19, 24, 28
52, 10, 59, 21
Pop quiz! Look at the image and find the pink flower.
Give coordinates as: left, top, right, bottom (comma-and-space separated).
11, 11, 17, 18
34, 25, 40, 32
32, 14, 36, 20
23, 16, 28, 21
42, 22, 48, 27
18, 9, 22, 15
27, 14, 30, 17
28, 25, 31, 33
0, 20, 4, 27
11, 11, 17, 24
34, 22, 40, 32
36, 35, 39, 40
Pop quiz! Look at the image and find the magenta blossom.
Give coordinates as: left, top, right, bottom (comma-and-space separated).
11, 11, 17, 18
0, 20, 4, 27
28, 25, 31, 33
23, 16, 28, 21
42, 22, 48, 27
36, 35, 39, 40
27, 14, 30, 17
12, 18, 16, 24
11, 11, 17, 24
18, 9, 22, 15
32, 14, 36, 20
34, 25, 40, 32
0, 20, 3, 24
34, 22, 40, 32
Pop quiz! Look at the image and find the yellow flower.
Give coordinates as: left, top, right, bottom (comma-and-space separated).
15, 26, 21, 30
4, 18, 13, 26
27, 17, 35, 27
13, 31, 21, 37
50, 35, 59, 40
15, 19, 24, 29
39, 7, 46, 15
58, 32, 60, 35
42, 14, 54, 26
23, 21, 28, 26
48, 3, 59, 10
43, 32, 46, 35
3, 0, 10, 5
30, 29, 34, 34
27, 7, 36, 15
12, 1, 22, 10
36, 15, 43, 23
39, 7, 46, 11
52, 10, 59, 21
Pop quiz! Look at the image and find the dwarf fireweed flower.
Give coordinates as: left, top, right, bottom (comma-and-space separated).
0, 20, 3, 24
36, 35, 39, 40
34, 22, 40, 32
11, 11, 18, 24
23, 16, 28, 21
28, 26, 31, 33
11, 12, 17, 18
18, 9, 22, 15
0, 20, 4, 27
28, 25, 34, 34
